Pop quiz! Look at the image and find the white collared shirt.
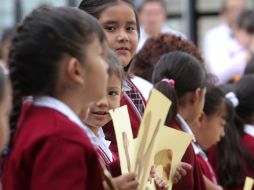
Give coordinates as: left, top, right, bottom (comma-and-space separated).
86, 127, 113, 162
33, 96, 97, 146
176, 114, 197, 151
244, 124, 254, 138
176, 114, 196, 142
130, 76, 153, 101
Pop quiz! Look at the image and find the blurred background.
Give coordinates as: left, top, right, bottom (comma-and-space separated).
0, 0, 253, 47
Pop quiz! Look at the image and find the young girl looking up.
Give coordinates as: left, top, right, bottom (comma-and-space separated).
2, 6, 109, 190
79, 0, 146, 143
191, 86, 229, 190
153, 51, 208, 190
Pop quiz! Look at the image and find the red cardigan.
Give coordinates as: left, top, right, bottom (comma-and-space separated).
2, 106, 104, 190
170, 120, 207, 190
196, 153, 217, 184
208, 132, 254, 190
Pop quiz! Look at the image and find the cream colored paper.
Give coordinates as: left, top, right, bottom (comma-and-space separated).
131, 89, 172, 190
243, 177, 254, 190
110, 89, 192, 190
150, 126, 193, 190
110, 105, 134, 173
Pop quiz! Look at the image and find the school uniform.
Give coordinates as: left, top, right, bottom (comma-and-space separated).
193, 143, 218, 184
87, 127, 121, 177
104, 78, 146, 156
170, 114, 207, 190
2, 96, 104, 190
208, 124, 254, 190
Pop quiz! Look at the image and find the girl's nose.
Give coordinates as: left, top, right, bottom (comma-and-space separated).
117, 30, 129, 42
95, 96, 109, 108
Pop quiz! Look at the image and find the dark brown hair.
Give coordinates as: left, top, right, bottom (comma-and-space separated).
79, 0, 140, 37
107, 49, 125, 86
9, 6, 106, 146
237, 10, 254, 34
153, 51, 207, 125
130, 33, 204, 82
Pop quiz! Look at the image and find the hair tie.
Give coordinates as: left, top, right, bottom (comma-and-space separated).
225, 92, 239, 107
162, 78, 175, 88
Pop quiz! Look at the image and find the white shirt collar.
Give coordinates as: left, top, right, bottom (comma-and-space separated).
33, 96, 97, 146
192, 142, 206, 158
123, 80, 132, 92
244, 124, 254, 138
86, 127, 113, 162
176, 114, 196, 142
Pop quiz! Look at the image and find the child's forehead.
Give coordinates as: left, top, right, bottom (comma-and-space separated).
108, 73, 122, 83
214, 101, 228, 118
99, 2, 137, 21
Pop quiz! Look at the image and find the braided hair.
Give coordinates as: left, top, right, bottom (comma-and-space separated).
9, 6, 106, 146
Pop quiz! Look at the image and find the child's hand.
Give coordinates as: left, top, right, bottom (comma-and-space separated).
112, 173, 139, 190
148, 166, 168, 190
154, 175, 169, 190
172, 162, 192, 184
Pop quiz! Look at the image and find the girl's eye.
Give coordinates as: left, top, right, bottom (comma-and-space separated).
108, 91, 118, 96
104, 26, 116, 32
126, 26, 135, 32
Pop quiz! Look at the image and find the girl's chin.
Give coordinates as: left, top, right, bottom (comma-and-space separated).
116, 54, 131, 67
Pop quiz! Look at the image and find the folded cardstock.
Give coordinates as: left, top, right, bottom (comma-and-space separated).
131, 89, 172, 190
151, 126, 193, 190
110, 89, 192, 190
110, 105, 134, 173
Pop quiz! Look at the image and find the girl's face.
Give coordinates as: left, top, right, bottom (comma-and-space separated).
99, 2, 138, 66
81, 37, 109, 107
83, 73, 122, 129
197, 102, 227, 149
0, 82, 12, 152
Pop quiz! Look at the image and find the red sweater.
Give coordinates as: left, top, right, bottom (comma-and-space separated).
196, 153, 218, 184
96, 145, 121, 177
208, 132, 254, 190
170, 120, 207, 190
2, 106, 104, 190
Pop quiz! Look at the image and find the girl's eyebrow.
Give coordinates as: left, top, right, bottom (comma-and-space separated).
126, 21, 136, 25
108, 86, 121, 90
102, 21, 117, 25
102, 20, 136, 25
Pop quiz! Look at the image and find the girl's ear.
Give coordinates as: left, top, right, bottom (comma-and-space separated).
193, 112, 205, 129
190, 88, 202, 105
66, 57, 86, 86
199, 112, 207, 128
